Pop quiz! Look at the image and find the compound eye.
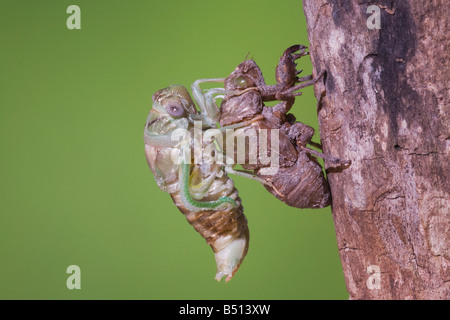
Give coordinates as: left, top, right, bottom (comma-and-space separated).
233, 76, 249, 88
165, 102, 185, 117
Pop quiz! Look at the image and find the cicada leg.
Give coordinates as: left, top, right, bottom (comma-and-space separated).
278, 70, 326, 98
191, 78, 258, 127
144, 116, 190, 147
285, 121, 350, 165
224, 166, 285, 198
191, 78, 226, 126
301, 146, 351, 165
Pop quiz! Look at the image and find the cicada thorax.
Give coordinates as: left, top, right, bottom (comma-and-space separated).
169, 162, 249, 282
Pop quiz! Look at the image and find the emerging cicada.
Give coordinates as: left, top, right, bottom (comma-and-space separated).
144, 46, 348, 281
144, 84, 252, 281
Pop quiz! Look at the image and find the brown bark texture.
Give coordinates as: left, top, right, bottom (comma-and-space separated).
303, 0, 449, 299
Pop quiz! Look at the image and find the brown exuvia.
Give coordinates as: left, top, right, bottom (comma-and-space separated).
219, 45, 346, 208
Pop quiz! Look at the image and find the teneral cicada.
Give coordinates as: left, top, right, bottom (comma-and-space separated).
144, 84, 253, 281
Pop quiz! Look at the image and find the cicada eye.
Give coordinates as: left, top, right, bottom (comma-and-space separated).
233, 76, 249, 88
165, 102, 185, 117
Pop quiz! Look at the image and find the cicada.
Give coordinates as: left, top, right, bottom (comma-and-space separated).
144, 84, 253, 281
193, 45, 348, 209
144, 46, 348, 281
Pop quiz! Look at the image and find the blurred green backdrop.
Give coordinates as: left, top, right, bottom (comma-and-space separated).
0, 0, 347, 299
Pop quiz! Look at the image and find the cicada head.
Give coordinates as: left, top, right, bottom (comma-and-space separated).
146, 85, 197, 135
224, 59, 265, 91
220, 60, 264, 126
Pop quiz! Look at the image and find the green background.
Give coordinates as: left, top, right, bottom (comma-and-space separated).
0, 0, 347, 299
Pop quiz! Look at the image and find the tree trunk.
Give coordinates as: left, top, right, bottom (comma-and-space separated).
302, 0, 449, 299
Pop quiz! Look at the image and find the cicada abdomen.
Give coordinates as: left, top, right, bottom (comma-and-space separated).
170, 163, 249, 282
144, 84, 249, 281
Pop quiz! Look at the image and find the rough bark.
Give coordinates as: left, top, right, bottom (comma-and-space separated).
303, 0, 449, 299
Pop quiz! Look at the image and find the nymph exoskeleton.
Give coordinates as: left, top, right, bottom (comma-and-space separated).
144, 84, 259, 281
193, 45, 347, 208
